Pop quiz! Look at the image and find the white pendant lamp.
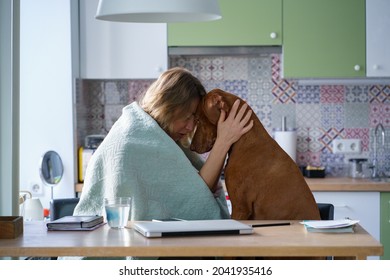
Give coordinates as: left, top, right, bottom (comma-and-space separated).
95, 0, 222, 23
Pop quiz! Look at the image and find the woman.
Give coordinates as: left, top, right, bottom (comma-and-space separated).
74, 67, 253, 221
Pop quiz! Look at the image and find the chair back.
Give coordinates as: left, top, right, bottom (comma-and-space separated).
50, 198, 80, 221
317, 203, 334, 220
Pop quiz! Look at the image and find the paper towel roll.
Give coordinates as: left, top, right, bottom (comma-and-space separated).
274, 130, 297, 162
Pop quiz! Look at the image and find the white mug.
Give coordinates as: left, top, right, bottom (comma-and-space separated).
24, 197, 44, 221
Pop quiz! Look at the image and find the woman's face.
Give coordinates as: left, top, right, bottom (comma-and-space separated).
169, 98, 200, 141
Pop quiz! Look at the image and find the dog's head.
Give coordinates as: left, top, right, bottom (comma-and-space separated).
190, 89, 239, 154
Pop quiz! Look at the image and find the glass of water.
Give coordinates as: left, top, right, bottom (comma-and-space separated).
104, 197, 131, 229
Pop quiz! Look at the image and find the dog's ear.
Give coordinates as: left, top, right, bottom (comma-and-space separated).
203, 93, 229, 125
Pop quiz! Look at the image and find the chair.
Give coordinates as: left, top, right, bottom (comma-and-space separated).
50, 198, 80, 221
25, 198, 80, 260
317, 203, 334, 220
316, 203, 335, 260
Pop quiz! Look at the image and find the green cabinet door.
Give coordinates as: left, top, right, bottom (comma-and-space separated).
381, 192, 390, 260
168, 0, 282, 46
283, 0, 366, 78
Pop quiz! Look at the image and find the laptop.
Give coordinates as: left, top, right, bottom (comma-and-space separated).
133, 219, 254, 238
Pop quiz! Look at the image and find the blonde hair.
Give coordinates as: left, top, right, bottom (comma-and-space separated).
139, 67, 206, 134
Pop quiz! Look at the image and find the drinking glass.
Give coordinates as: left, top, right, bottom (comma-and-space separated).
104, 197, 131, 229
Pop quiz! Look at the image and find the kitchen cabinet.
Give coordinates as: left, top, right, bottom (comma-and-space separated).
366, 0, 390, 77
168, 0, 282, 47
380, 192, 390, 260
79, 0, 167, 79
282, 0, 366, 78
313, 192, 380, 260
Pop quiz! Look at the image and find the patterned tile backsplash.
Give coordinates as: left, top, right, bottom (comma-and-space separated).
76, 53, 390, 177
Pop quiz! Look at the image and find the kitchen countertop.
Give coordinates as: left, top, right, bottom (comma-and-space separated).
305, 177, 390, 192
75, 177, 390, 194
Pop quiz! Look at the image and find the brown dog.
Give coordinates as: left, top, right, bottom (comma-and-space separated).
191, 89, 321, 220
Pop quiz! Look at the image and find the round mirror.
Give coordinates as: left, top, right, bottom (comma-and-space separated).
40, 151, 64, 186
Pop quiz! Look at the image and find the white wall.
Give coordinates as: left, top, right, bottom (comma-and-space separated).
20, 0, 76, 209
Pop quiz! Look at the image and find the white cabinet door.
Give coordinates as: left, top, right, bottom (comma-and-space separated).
313, 192, 380, 259
313, 192, 380, 239
79, 0, 167, 79
366, 0, 390, 77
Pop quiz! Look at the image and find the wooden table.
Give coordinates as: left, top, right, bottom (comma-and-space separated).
0, 220, 383, 259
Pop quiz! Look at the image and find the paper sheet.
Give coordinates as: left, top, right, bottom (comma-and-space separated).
300, 219, 359, 229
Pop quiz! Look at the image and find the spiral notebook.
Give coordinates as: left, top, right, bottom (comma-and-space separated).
133, 219, 253, 238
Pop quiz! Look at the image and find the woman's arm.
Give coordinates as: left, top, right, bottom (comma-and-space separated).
199, 99, 253, 191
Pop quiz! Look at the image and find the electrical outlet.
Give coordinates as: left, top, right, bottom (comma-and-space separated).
30, 182, 43, 195
332, 139, 361, 154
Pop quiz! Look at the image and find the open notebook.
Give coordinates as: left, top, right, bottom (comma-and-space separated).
133, 219, 254, 238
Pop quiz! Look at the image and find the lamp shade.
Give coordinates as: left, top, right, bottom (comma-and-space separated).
95, 0, 222, 23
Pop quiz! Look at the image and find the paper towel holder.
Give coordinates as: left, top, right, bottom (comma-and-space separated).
281, 116, 287, 131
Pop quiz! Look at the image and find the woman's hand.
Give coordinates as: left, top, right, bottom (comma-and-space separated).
215, 99, 253, 150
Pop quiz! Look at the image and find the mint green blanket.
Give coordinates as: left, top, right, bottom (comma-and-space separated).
74, 102, 229, 221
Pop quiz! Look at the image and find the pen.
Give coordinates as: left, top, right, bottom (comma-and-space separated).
250, 222, 291, 228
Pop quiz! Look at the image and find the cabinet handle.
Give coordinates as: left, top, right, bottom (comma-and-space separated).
372, 64, 379, 70
334, 204, 348, 208
354, 65, 361, 71
270, 32, 277, 39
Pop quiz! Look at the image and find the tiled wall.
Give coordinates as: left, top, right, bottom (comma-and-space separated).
76, 53, 390, 176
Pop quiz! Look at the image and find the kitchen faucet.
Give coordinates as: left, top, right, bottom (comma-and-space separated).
372, 123, 385, 180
